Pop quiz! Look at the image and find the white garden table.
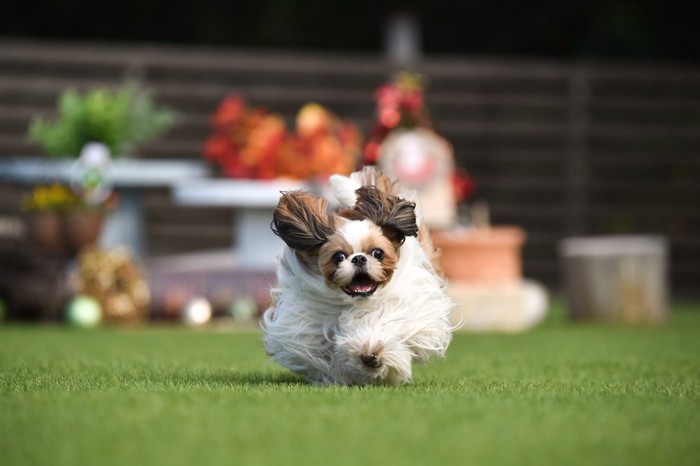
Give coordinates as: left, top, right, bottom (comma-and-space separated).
172, 178, 312, 269
0, 156, 211, 256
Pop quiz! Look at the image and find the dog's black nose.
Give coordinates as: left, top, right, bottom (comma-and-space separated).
351, 255, 367, 266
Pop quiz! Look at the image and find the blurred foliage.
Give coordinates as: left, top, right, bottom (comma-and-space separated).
28, 86, 176, 158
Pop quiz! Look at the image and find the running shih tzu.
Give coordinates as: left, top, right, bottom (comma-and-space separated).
262, 168, 453, 385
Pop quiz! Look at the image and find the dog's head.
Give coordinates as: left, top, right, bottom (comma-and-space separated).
272, 187, 417, 298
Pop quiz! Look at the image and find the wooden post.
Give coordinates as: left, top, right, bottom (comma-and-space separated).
559, 235, 670, 324
565, 66, 591, 236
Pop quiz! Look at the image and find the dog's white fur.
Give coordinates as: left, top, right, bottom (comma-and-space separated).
261, 170, 453, 385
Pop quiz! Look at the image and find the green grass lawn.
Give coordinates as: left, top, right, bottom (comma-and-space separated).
1, 305, 698, 466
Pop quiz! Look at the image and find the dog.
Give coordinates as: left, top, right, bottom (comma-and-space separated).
261, 167, 453, 385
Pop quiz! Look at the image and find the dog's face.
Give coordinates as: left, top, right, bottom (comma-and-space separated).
317, 220, 397, 297
272, 187, 418, 298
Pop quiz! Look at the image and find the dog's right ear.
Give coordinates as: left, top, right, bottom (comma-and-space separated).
271, 191, 335, 252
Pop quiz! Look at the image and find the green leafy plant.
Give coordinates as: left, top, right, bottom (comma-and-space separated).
28, 85, 176, 158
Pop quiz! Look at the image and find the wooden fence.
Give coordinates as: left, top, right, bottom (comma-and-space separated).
1, 40, 699, 295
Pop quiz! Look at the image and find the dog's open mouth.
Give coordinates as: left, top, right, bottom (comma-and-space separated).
342, 273, 378, 298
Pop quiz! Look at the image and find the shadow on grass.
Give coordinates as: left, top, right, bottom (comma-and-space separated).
162, 370, 310, 390
157, 371, 440, 391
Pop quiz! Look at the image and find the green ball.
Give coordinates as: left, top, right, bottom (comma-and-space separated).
229, 296, 257, 321
66, 295, 102, 328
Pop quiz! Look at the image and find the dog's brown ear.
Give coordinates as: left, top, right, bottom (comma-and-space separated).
271, 191, 335, 251
352, 186, 418, 246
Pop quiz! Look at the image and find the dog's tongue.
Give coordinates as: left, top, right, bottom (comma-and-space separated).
348, 275, 374, 293
349, 283, 374, 293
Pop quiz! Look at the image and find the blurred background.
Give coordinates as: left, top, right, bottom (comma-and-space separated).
3, 0, 699, 61
0, 0, 698, 324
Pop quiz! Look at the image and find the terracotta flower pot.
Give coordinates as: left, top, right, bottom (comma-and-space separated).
432, 226, 526, 283
25, 212, 64, 253
25, 211, 104, 256
63, 212, 104, 254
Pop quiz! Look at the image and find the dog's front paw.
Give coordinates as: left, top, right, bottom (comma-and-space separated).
334, 334, 412, 385
359, 341, 386, 370
360, 351, 381, 369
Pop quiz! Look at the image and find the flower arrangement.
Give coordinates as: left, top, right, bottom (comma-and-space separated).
203, 96, 361, 180
23, 183, 118, 214
362, 72, 476, 208
362, 72, 431, 166
28, 85, 176, 158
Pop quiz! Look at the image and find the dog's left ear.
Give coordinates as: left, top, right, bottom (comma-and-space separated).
352, 186, 418, 246
271, 190, 335, 252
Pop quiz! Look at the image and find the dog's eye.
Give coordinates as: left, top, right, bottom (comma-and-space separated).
332, 252, 346, 264
372, 249, 384, 261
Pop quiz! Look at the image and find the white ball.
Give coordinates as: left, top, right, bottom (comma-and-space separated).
182, 297, 212, 326
66, 295, 102, 328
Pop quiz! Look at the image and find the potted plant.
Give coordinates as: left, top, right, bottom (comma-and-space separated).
28, 85, 176, 158
23, 183, 117, 255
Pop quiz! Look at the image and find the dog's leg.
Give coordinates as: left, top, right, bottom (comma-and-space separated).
262, 308, 337, 384
333, 326, 413, 385
404, 324, 453, 365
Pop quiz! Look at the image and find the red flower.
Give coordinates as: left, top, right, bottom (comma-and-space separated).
379, 107, 401, 128
362, 141, 381, 164
453, 169, 476, 203
402, 89, 424, 113
203, 135, 236, 165
375, 85, 403, 108
211, 95, 245, 130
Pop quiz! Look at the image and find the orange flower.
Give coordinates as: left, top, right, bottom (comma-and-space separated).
297, 103, 332, 139
202, 96, 361, 180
